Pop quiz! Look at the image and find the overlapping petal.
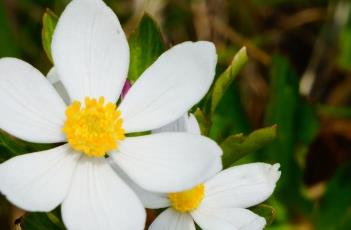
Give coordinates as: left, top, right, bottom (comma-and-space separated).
191, 207, 266, 230
47, 68, 70, 104
51, 0, 129, 102
0, 144, 80, 211
119, 41, 217, 133
62, 157, 145, 230
149, 208, 195, 230
186, 114, 201, 135
110, 132, 222, 193
129, 183, 169, 209
202, 163, 281, 209
109, 160, 169, 209
0, 58, 66, 143
153, 113, 201, 135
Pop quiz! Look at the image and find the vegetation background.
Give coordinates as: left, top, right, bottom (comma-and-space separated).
0, 0, 351, 229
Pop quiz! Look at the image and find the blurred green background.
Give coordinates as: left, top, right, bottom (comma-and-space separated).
1, 0, 351, 229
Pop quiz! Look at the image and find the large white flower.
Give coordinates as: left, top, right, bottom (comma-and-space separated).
0, 0, 222, 229
120, 115, 281, 230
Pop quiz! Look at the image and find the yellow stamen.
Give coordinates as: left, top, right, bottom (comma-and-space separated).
63, 96, 125, 157
168, 184, 205, 212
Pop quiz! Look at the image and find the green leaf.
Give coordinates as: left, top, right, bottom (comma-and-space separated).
211, 47, 248, 114
262, 54, 312, 215
193, 108, 210, 136
317, 104, 351, 119
0, 131, 27, 156
338, 27, 351, 71
250, 204, 276, 225
297, 101, 320, 145
315, 162, 351, 230
22, 210, 66, 230
0, 2, 19, 56
0, 131, 57, 163
220, 125, 277, 168
42, 9, 58, 63
128, 14, 166, 83
209, 83, 251, 142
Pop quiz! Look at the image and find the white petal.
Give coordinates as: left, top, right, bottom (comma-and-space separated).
47, 68, 70, 104
62, 157, 146, 230
0, 144, 80, 212
191, 207, 266, 230
153, 113, 201, 135
149, 208, 195, 230
52, 0, 129, 102
0, 58, 66, 143
187, 114, 201, 134
47, 67, 60, 83
110, 132, 222, 193
203, 163, 281, 209
120, 41, 217, 133
152, 114, 188, 133
108, 159, 169, 209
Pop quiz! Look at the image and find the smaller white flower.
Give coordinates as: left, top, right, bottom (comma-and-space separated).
113, 115, 281, 230
147, 163, 281, 230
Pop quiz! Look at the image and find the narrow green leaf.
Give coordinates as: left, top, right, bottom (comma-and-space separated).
193, 108, 210, 136
128, 14, 166, 83
250, 204, 276, 225
0, 131, 57, 163
315, 162, 351, 230
338, 27, 351, 71
297, 101, 320, 145
22, 210, 65, 230
211, 47, 248, 114
0, 2, 19, 56
317, 104, 351, 118
220, 125, 277, 168
262, 54, 312, 215
42, 9, 58, 63
0, 131, 27, 156
209, 83, 251, 142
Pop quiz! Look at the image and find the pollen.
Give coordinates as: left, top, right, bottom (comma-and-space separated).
168, 184, 205, 213
63, 97, 125, 158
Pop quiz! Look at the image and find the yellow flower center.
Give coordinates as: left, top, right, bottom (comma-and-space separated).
168, 184, 205, 213
63, 97, 125, 158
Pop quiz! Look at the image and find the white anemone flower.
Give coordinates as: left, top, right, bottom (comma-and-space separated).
147, 163, 281, 230
118, 115, 281, 230
0, 0, 222, 229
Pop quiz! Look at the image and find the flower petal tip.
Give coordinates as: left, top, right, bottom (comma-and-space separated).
242, 215, 266, 230
269, 163, 281, 185
194, 40, 217, 59
251, 216, 267, 229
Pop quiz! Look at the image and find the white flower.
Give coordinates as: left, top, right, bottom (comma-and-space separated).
147, 163, 281, 230
0, 0, 222, 229
118, 115, 281, 230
